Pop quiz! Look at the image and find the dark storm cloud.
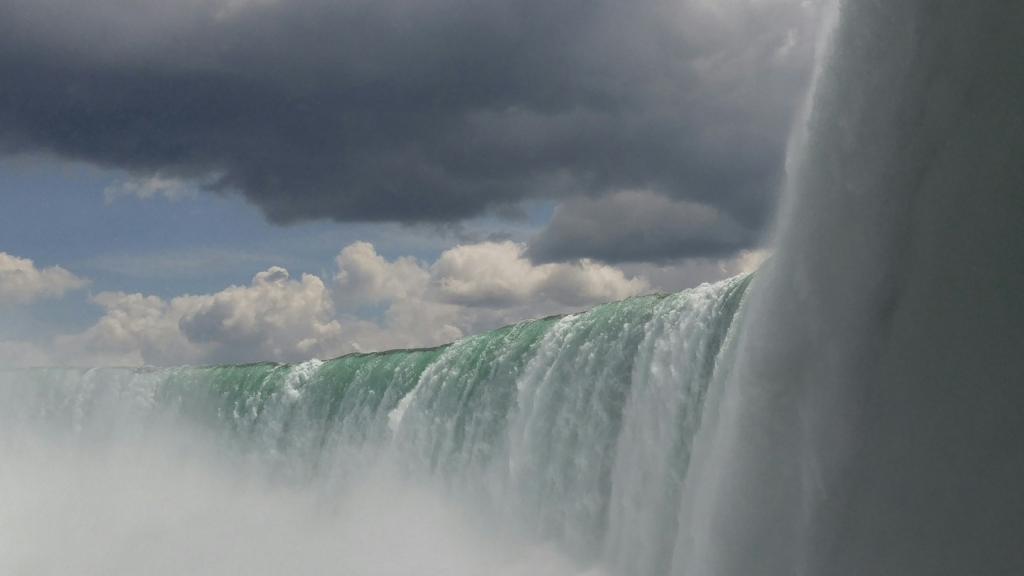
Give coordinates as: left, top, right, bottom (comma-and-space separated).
527, 190, 755, 264
0, 0, 820, 257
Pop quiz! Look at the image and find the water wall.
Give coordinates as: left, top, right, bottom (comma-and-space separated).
675, 1, 1024, 575
0, 276, 751, 575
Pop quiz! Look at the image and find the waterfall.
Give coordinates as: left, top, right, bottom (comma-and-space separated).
3, 1, 1022, 574
0, 275, 751, 575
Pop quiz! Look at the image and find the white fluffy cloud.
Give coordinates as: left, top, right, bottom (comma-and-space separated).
329, 241, 650, 354
0, 252, 88, 308
5, 241, 661, 367
334, 242, 430, 305
52, 267, 344, 366
177, 267, 342, 362
56, 292, 198, 367
431, 241, 649, 307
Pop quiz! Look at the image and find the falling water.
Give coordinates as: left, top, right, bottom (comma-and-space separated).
675, 1, 1024, 575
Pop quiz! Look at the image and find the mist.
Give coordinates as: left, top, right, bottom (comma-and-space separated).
0, 416, 606, 576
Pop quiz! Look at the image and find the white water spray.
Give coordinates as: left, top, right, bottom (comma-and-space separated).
676, 1, 1024, 574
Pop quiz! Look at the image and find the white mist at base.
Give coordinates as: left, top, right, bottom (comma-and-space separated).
0, 429, 607, 576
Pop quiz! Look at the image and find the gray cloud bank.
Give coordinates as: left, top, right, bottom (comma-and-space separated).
0, 0, 820, 261
528, 190, 753, 263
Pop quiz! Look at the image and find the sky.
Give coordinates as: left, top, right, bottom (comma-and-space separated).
0, 0, 824, 367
